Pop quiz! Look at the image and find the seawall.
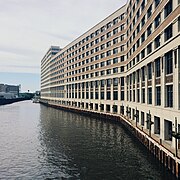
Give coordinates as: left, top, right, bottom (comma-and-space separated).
40, 100, 180, 179
0, 98, 27, 106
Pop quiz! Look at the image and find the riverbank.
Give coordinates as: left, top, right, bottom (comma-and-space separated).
40, 100, 180, 179
0, 98, 27, 106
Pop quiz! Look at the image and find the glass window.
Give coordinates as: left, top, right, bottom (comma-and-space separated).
155, 57, 161, 77
154, 35, 161, 49
164, 24, 173, 41
166, 85, 173, 107
165, 50, 173, 74
156, 86, 161, 105
147, 5, 152, 18
164, 0, 172, 18
154, 13, 161, 29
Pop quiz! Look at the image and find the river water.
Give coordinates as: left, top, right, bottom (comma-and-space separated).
0, 101, 176, 179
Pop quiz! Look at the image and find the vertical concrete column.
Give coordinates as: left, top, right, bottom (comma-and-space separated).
118, 78, 121, 114
160, 116, 165, 142
124, 76, 127, 104
145, 65, 148, 105
173, 48, 179, 110
110, 79, 113, 113
93, 81, 95, 111
152, 61, 155, 106
161, 55, 165, 107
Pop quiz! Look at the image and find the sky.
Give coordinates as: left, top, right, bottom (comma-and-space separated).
0, 0, 127, 92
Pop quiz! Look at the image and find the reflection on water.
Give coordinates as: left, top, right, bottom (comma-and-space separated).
0, 101, 176, 179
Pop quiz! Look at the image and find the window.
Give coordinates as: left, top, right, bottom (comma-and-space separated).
113, 28, 118, 35
142, 88, 145, 103
113, 91, 118, 100
107, 79, 111, 87
141, 15, 145, 27
113, 78, 118, 86
106, 50, 111, 57
121, 91, 124, 100
107, 92, 111, 100
148, 88, 152, 104
141, 33, 145, 43
107, 69, 111, 74
156, 86, 161, 105
141, 49, 145, 59
113, 48, 118, 54
113, 38, 118, 44
141, 0, 145, 11
101, 70, 105, 76
107, 41, 111, 47
142, 66, 145, 81
147, 24, 152, 36
137, 89, 140, 102
95, 92, 99, 99
164, 24, 173, 41
107, 59, 111, 65
101, 44, 105, 50
155, 0, 160, 8
165, 50, 173, 74
147, 5, 152, 19
154, 35, 161, 49
164, 0, 172, 18
155, 57, 161, 77
107, 32, 111, 38
113, 67, 118, 73
166, 85, 173, 107
113, 58, 118, 64
154, 13, 161, 29
147, 63, 152, 79
137, 24, 140, 34
101, 61, 105, 67
147, 43, 152, 54
101, 35, 105, 41
101, 92, 104, 99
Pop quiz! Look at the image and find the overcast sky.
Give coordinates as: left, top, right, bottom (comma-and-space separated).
0, 0, 127, 91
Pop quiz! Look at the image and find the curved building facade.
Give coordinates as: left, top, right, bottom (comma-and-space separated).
41, 0, 180, 173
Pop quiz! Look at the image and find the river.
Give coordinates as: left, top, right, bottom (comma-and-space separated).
0, 101, 176, 179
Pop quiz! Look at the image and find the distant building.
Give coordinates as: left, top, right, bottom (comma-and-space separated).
0, 84, 20, 97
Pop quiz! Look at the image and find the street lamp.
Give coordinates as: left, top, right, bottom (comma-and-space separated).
126, 105, 131, 117
171, 117, 180, 157
146, 110, 154, 137
134, 107, 138, 127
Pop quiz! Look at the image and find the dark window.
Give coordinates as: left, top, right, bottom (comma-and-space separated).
101, 92, 104, 99
164, 0, 172, 18
107, 92, 111, 100
147, 63, 152, 79
121, 91, 124, 100
113, 91, 118, 100
142, 66, 145, 81
141, 0, 145, 11
155, 0, 160, 7
155, 57, 161, 77
113, 58, 118, 64
148, 88, 152, 104
154, 35, 161, 49
137, 89, 140, 102
165, 50, 173, 74
141, 49, 145, 59
142, 88, 145, 103
147, 5, 152, 18
141, 16, 145, 27
154, 13, 161, 29
147, 24, 152, 36
156, 86, 161, 105
147, 43, 152, 54
141, 33, 145, 43
164, 24, 173, 41
166, 85, 173, 107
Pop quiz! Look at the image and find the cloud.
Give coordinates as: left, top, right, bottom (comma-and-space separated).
0, 0, 127, 75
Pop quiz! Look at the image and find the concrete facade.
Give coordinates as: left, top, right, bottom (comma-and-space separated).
41, 0, 180, 169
